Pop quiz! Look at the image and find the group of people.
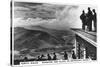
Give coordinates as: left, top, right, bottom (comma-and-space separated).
36, 51, 76, 61
23, 51, 76, 61
37, 52, 57, 61
80, 7, 97, 32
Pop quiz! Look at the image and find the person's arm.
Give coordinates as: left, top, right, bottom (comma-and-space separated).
80, 14, 83, 20
80, 15, 82, 19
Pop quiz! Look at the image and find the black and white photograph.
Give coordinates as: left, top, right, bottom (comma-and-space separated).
10, 0, 97, 66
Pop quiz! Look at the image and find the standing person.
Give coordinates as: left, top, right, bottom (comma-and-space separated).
40, 54, 45, 61
37, 56, 41, 61
72, 51, 76, 59
47, 54, 52, 60
86, 7, 93, 31
92, 9, 97, 32
80, 10, 87, 30
24, 56, 28, 61
64, 51, 68, 60
52, 53, 57, 60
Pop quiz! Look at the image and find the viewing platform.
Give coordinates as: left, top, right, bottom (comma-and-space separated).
71, 29, 97, 47
71, 28, 97, 60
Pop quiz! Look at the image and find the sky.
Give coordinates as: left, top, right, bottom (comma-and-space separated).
13, 1, 97, 30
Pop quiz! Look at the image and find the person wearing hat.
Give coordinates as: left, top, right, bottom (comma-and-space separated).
86, 7, 93, 31
80, 10, 87, 30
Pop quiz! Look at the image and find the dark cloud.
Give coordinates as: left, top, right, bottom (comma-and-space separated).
14, 2, 43, 7
14, 2, 65, 20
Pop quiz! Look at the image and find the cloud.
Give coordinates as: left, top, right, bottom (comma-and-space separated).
14, 17, 51, 27
14, 6, 30, 11
14, 4, 80, 29
55, 5, 80, 28
13, 50, 20, 56
14, 2, 66, 27
38, 5, 80, 29
14, 2, 96, 29
14, 2, 66, 20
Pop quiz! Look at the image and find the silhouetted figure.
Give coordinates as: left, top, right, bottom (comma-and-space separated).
37, 56, 41, 61
92, 9, 97, 32
52, 53, 57, 60
40, 54, 45, 61
24, 56, 28, 61
47, 54, 52, 60
86, 7, 93, 31
80, 10, 87, 30
72, 51, 76, 59
64, 51, 68, 60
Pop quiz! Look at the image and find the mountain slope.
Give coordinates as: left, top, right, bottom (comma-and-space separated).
13, 26, 75, 57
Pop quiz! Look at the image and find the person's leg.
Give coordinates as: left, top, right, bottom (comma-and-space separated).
94, 21, 97, 32
89, 21, 92, 31
88, 24, 91, 31
87, 20, 90, 31
82, 24, 84, 30
95, 25, 97, 32
83, 24, 85, 30
91, 20, 92, 31
86, 24, 89, 31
